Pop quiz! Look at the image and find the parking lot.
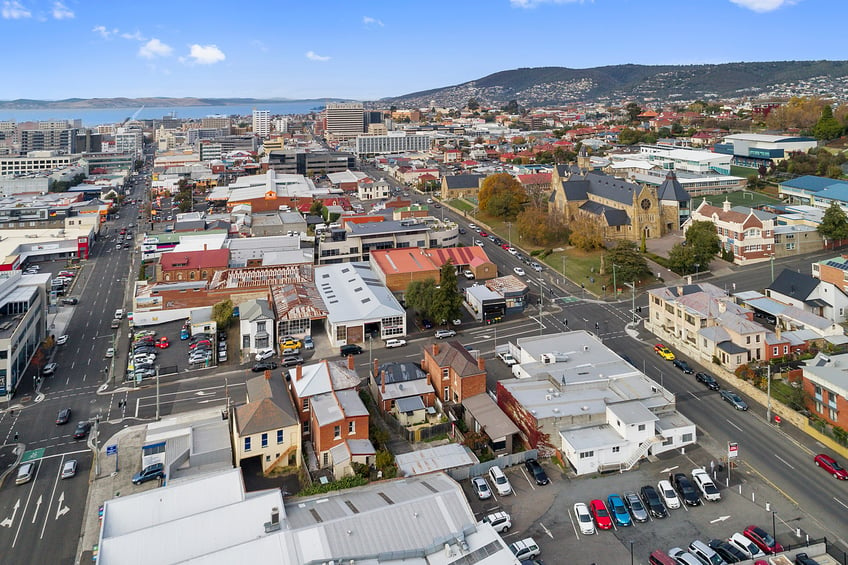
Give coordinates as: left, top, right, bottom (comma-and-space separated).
461, 445, 829, 565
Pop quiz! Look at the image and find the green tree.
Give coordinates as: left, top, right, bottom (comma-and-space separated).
467, 98, 480, 111
818, 201, 848, 243
813, 105, 844, 140
667, 242, 697, 274
309, 199, 324, 216
671, 122, 684, 135
625, 102, 642, 123
568, 216, 604, 250
405, 279, 437, 318
431, 262, 463, 325
212, 299, 235, 330
478, 173, 525, 219
618, 128, 642, 145
503, 100, 520, 114
685, 220, 721, 270
605, 241, 649, 288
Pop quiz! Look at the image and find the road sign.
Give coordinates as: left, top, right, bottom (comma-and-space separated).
106, 445, 118, 456
728, 441, 739, 459
559, 296, 580, 304
21, 448, 45, 462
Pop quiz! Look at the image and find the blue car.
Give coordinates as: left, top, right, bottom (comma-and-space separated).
606, 494, 632, 527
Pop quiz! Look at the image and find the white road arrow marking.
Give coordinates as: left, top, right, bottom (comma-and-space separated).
710, 515, 731, 523
32, 495, 42, 523
661, 465, 679, 474
1, 500, 20, 527
540, 522, 553, 539
55, 492, 70, 519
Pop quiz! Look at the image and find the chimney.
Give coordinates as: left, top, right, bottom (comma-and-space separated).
478, 356, 485, 371
264, 369, 271, 381
775, 325, 782, 340
676, 285, 683, 296
373, 357, 378, 376
722, 197, 731, 212
381, 370, 386, 394
204, 243, 207, 251
271, 507, 280, 525
296, 363, 302, 381
432, 343, 440, 356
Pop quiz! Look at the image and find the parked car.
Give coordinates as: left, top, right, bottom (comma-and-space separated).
463, 270, 475, 280
589, 499, 612, 530
385, 338, 407, 348
513, 266, 526, 276
814, 453, 848, 479
254, 348, 275, 361
743, 525, 783, 554
56, 334, 69, 345
573, 502, 596, 535
105, 348, 115, 358
73, 421, 92, 439
471, 476, 492, 500
530, 262, 543, 272
488, 465, 512, 496
16, 462, 35, 485
728, 532, 765, 559
60, 459, 78, 479
673, 473, 701, 506
654, 343, 675, 360
691, 468, 721, 501
667, 548, 702, 565
794, 553, 821, 565
435, 329, 457, 339
280, 337, 302, 352
474, 239, 484, 247
56, 408, 72, 425
421, 319, 433, 329
673, 359, 694, 374
508, 538, 540, 561
481, 511, 511, 533
695, 372, 720, 390
281, 355, 304, 368
606, 494, 632, 526
132, 462, 165, 485
708, 538, 748, 563
623, 491, 649, 523
42, 362, 58, 376
61, 297, 78, 305
657, 479, 681, 509
640, 484, 668, 518
524, 459, 549, 485
302, 335, 314, 350
340, 344, 363, 356
720, 389, 749, 410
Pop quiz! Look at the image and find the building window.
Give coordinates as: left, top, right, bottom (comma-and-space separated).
783, 345, 789, 354
257, 321, 266, 332
302, 398, 310, 411
348, 421, 355, 434
638, 424, 646, 431
261, 433, 268, 448
441, 367, 449, 379
612, 446, 620, 453
829, 407, 838, 421
773, 347, 778, 355
443, 386, 449, 401
244, 437, 251, 452
334, 425, 341, 439
277, 430, 284, 444
303, 420, 310, 434
579, 451, 594, 459
682, 433, 693, 443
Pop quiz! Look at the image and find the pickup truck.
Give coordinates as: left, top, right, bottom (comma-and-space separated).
691, 468, 721, 502
498, 351, 517, 366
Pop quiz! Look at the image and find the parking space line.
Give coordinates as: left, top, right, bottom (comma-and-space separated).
566, 508, 580, 539
519, 468, 536, 490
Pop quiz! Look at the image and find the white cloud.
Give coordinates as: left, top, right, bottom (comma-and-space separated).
187, 44, 225, 64
51, 1, 73, 19
250, 39, 268, 52
121, 30, 145, 41
2, 1, 31, 19
139, 38, 173, 59
363, 16, 383, 26
728, 0, 796, 12
509, 0, 582, 7
92, 25, 118, 39
306, 50, 330, 62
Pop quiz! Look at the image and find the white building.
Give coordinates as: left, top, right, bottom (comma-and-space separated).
239, 298, 276, 354
355, 131, 432, 156
0, 272, 48, 398
325, 102, 364, 144
498, 331, 696, 475
252, 109, 270, 137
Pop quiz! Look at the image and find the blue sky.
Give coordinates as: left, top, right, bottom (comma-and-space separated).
0, 0, 840, 101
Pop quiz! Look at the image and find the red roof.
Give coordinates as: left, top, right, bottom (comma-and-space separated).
517, 173, 551, 185
160, 249, 229, 271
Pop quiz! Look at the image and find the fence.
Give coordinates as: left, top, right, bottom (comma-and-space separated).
447, 449, 538, 482
379, 410, 452, 443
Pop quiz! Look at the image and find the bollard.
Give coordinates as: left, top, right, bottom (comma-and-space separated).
797, 529, 802, 538
766, 502, 771, 512
752, 492, 756, 503
681, 447, 685, 455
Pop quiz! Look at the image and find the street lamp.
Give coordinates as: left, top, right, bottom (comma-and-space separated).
506, 222, 512, 248
612, 263, 620, 299
770, 254, 775, 283
624, 281, 636, 323
694, 263, 700, 282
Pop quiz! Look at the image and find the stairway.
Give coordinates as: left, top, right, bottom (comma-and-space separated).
621, 435, 665, 472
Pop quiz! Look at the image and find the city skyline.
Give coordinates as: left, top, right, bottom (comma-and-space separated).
0, 0, 838, 101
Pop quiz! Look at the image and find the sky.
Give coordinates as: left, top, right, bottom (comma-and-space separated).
0, 0, 843, 101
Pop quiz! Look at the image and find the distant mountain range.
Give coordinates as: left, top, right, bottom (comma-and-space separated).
379, 60, 848, 108
0, 97, 342, 109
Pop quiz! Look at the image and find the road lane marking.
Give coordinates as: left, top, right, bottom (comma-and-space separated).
834, 497, 848, 510
774, 455, 795, 470
725, 419, 744, 432
687, 391, 701, 402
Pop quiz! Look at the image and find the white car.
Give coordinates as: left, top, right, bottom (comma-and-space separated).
463, 270, 475, 280
474, 239, 484, 247
105, 347, 115, 358
255, 348, 275, 361
728, 532, 765, 559
385, 338, 407, 348
488, 465, 512, 496
513, 267, 526, 276
498, 352, 517, 366
508, 247, 518, 255
573, 502, 596, 535
482, 511, 511, 533
691, 468, 721, 501
468, 223, 477, 230
61, 459, 77, 479
657, 479, 681, 509
56, 335, 69, 345
509, 538, 540, 560
471, 476, 492, 500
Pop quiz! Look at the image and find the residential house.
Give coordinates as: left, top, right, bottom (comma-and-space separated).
813, 254, 848, 295
767, 268, 848, 324
287, 358, 360, 441
369, 246, 497, 295
370, 361, 435, 423
461, 393, 520, 455
421, 341, 488, 409
687, 200, 776, 265
232, 372, 301, 473
309, 388, 370, 470
497, 332, 695, 475
239, 297, 275, 355
800, 352, 848, 431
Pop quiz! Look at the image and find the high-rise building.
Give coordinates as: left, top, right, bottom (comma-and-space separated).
325, 103, 365, 144
19, 128, 78, 154
202, 115, 232, 131
252, 109, 270, 137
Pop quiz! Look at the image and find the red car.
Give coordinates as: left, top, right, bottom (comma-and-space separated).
814, 453, 848, 479
743, 525, 782, 554
589, 499, 613, 530
479, 231, 488, 238
155, 337, 170, 349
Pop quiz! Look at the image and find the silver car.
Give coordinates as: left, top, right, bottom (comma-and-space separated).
471, 476, 492, 500
61, 459, 78, 479
623, 491, 649, 522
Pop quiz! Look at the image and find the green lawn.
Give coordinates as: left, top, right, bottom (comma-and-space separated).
701, 190, 782, 209
730, 165, 757, 178
449, 199, 473, 212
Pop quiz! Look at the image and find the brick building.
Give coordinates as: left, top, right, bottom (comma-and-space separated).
687, 200, 775, 265
158, 248, 229, 283
800, 352, 848, 431
420, 342, 487, 409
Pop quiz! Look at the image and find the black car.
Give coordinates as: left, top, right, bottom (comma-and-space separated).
708, 539, 747, 563
73, 421, 92, 439
795, 553, 820, 565
695, 372, 720, 390
252, 361, 278, 372
639, 485, 668, 518
421, 319, 433, 329
458, 228, 467, 235
523, 459, 549, 485
61, 297, 79, 305
56, 408, 72, 425
673, 473, 701, 506
673, 359, 694, 374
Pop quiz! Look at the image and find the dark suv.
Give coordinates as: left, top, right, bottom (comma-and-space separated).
695, 372, 720, 390
673, 473, 701, 506
524, 459, 549, 485
639, 484, 668, 518
673, 359, 694, 374
132, 462, 165, 485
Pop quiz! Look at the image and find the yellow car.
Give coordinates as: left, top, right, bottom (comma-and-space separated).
654, 343, 675, 360
280, 338, 302, 352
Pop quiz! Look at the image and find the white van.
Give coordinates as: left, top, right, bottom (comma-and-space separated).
114, 309, 124, 320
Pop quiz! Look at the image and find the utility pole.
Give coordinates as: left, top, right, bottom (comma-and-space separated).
155, 365, 160, 421
766, 363, 772, 424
